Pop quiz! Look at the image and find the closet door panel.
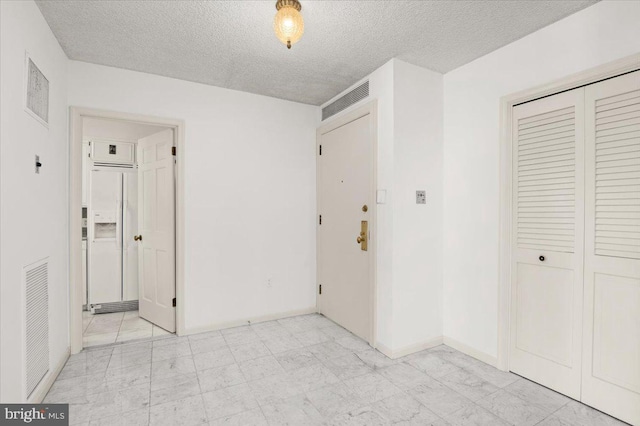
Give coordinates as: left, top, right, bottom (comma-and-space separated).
510, 88, 585, 399
583, 70, 640, 426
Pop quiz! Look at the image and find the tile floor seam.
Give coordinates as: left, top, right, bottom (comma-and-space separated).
199, 393, 210, 425
502, 377, 572, 414
530, 397, 579, 426
476, 388, 544, 425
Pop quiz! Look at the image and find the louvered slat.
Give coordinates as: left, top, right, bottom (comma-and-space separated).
25, 259, 49, 397
594, 89, 640, 259
517, 106, 576, 252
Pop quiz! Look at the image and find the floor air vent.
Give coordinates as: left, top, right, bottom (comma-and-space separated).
91, 300, 139, 314
322, 80, 369, 121
25, 258, 49, 398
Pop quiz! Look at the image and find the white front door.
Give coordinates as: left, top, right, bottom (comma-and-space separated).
318, 111, 373, 343
581, 70, 640, 425
510, 88, 585, 399
137, 129, 176, 332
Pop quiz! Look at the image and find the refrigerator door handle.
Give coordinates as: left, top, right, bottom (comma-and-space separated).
116, 173, 123, 251
122, 199, 129, 248
116, 200, 122, 249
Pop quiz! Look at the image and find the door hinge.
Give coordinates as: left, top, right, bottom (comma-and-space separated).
172, 297, 176, 307
172, 146, 176, 156
319, 215, 322, 225
319, 145, 322, 156
319, 284, 322, 295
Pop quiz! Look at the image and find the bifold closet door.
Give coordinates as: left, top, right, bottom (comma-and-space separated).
582, 70, 640, 425
510, 88, 585, 399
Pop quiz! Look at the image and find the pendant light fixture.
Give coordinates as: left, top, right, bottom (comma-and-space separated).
274, 0, 304, 49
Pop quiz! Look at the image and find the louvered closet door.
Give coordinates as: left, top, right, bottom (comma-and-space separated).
510, 88, 585, 399
582, 70, 640, 426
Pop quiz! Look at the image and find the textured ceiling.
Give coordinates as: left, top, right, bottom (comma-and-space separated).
36, 0, 597, 105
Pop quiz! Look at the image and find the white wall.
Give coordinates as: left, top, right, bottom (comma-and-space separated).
321, 59, 444, 353
0, 0, 69, 402
392, 61, 443, 350
83, 117, 166, 141
442, 0, 640, 359
67, 61, 319, 332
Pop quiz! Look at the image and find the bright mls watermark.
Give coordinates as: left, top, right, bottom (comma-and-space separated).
0, 405, 68, 425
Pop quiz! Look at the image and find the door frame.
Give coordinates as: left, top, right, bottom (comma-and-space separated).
69, 107, 185, 354
497, 53, 640, 371
316, 100, 378, 347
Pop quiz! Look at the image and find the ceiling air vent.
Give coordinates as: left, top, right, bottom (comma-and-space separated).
322, 80, 369, 121
25, 54, 49, 127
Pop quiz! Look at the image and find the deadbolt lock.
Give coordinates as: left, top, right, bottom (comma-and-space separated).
356, 221, 368, 251
362, 205, 368, 212
134, 235, 142, 241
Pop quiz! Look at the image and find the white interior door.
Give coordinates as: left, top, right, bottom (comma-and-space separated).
318, 112, 373, 343
510, 88, 585, 399
137, 129, 176, 332
581, 70, 640, 425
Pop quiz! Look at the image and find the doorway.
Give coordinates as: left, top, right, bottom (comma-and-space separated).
69, 108, 185, 353
316, 101, 377, 345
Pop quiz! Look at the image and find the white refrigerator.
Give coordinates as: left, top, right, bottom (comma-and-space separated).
88, 166, 138, 307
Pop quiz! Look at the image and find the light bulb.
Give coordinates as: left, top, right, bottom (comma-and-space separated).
274, 1, 304, 49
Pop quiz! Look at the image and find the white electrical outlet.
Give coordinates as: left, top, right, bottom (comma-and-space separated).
416, 190, 426, 204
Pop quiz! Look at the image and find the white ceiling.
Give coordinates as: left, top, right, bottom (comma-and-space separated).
36, 0, 597, 105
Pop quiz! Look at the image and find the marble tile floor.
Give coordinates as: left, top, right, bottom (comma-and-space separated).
83, 310, 172, 348
50, 313, 627, 425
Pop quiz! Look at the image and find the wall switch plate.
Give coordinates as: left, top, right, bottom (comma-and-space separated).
416, 190, 426, 204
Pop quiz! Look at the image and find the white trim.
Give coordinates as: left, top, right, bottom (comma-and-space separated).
183, 307, 318, 336
497, 53, 640, 371
377, 336, 444, 360
316, 100, 379, 348
443, 337, 497, 368
28, 347, 69, 403
69, 107, 186, 354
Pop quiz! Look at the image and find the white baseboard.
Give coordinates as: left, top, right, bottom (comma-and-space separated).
442, 336, 497, 367
29, 347, 70, 403
376, 336, 444, 359
183, 306, 318, 336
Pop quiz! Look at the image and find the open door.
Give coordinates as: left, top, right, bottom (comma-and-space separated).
136, 129, 176, 332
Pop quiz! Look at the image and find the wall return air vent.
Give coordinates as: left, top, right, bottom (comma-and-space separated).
24, 258, 49, 398
322, 81, 369, 121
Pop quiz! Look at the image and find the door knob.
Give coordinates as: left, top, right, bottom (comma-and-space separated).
357, 233, 365, 244
134, 235, 142, 241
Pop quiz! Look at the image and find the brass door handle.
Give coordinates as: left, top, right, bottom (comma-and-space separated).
357, 221, 368, 251
134, 235, 142, 241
